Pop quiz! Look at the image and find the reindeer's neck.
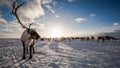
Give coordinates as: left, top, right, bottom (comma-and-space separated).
25, 39, 34, 47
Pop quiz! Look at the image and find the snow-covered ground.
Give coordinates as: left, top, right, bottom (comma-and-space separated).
0, 39, 120, 68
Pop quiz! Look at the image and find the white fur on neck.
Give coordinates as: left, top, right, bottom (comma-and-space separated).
21, 30, 30, 42
21, 30, 35, 47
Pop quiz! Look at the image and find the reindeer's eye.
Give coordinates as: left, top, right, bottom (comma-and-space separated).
31, 31, 36, 35
31, 32, 34, 34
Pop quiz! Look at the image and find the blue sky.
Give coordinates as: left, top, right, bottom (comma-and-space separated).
0, 0, 120, 38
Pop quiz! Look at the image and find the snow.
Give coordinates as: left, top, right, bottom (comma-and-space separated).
0, 39, 120, 68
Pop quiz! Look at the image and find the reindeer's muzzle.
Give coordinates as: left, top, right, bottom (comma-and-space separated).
36, 35, 40, 40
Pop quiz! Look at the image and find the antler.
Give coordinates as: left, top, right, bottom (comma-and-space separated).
29, 23, 33, 29
11, 1, 28, 29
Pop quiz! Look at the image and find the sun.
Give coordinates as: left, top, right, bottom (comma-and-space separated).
50, 29, 62, 38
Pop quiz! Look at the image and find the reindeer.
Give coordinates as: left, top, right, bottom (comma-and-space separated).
11, 1, 40, 59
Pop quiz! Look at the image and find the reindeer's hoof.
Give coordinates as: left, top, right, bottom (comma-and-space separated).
22, 57, 25, 60
29, 57, 32, 59
29, 56, 32, 59
33, 52, 35, 54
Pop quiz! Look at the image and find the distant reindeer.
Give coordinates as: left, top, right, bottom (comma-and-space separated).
11, 1, 40, 59
91, 36, 95, 40
104, 36, 117, 41
97, 36, 105, 42
86, 37, 90, 41
97, 36, 117, 42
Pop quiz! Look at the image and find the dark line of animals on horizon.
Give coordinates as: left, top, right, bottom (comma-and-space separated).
39, 35, 120, 42
1, 35, 119, 42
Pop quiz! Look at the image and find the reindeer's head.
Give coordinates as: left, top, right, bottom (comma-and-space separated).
27, 29, 40, 40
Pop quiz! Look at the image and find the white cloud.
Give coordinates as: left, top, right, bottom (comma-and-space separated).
68, 0, 76, 2
31, 23, 46, 29
0, 0, 53, 22
45, 5, 55, 14
39, 24, 46, 29
55, 15, 60, 18
113, 23, 119, 26
41, 0, 52, 4
0, 17, 22, 28
0, 17, 23, 33
0, 0, 53, 23
74, 18, 87, 23
90, 14, 96, 17
0, 18, 7, 25
9, 21, 21, 28
15, 0, 54, 29
18, 0, 45, 22
2, 28, 15, 33
0, 32, 22, 38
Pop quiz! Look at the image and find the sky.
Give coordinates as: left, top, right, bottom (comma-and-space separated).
0, 0, 120, 38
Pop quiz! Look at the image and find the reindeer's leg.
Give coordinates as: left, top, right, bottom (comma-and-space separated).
32, 41, 35, 54
26, 47, 28, 54
33, 46, 35, 54
22, 41, 25, 59
29, 46, 33, 59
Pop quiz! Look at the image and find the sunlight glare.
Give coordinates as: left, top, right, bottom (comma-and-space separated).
50, 29, 62, 38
